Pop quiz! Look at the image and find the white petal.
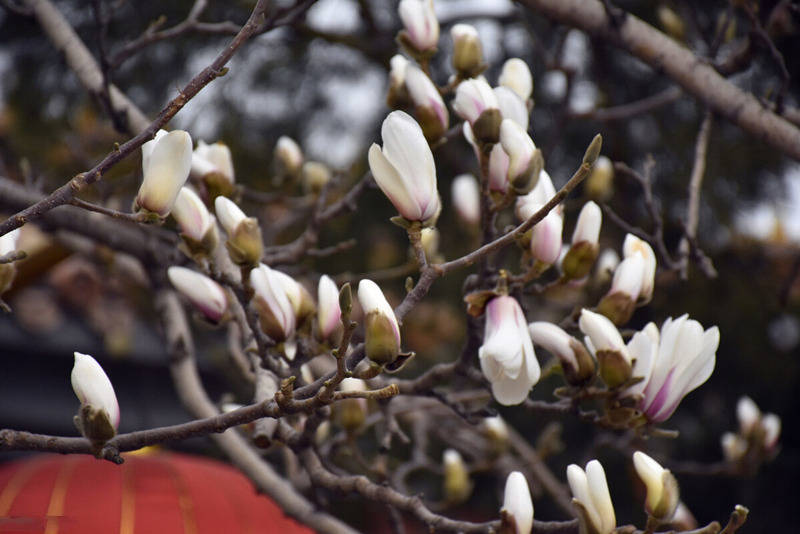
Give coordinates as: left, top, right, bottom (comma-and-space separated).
499, 58, 533, 101
503, 472, 533, 534
138, 130, 192, 215
586, 460, 615, 533
494, 86, 529, 129
567, 465, 602, 532
451, 174, 481, 224
214, 196, 248, 234
71, 352, 120, 429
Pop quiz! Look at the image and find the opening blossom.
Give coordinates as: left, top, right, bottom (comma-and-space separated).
501, 472, 534, 534
579, 308, 633, 388
623, 234, 657, 303
632, 451, 680, 520
567, 460, 616, 534
516, 171, 563, 265
562, 200, 602, 280
191, 140, 234, 183
479, 295, 541, 406
215, 196, 263, 266
250, 263, 296, 342
368, 111, 440, 224
136, 129, 193, 216
357, 279, 402, 366
171, 187, 217, 245
168, 266, 228, 323
529, 321, 595, 385
71, 352, 120, 436
453, 78, 500, 139
625, 315, 719, 422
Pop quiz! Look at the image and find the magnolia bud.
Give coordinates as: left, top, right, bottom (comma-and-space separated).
274, 136, 304, 184
721, 432, 748, 462
579, 309, 632, 388
761, 413, 781, 450
500, 119, 541, 195
562, 201, 601, 280
71, 352, 120, 443
736, 396, 761, 436
273, 270, 315, 324
443, 449, 472, 504
136, 130, 193, 217
633, 451, 680, 520
483, 416, 509, 454
317, 274, 343, 344
334, 378, 368, 431
597, 254, 644, 326
358, 279, 401, 366
529, 321, 595, 385
494, 86, 529, 130
500, 472, 533, 534
582, 134, 603, 166
499, 58, 533, 101
168, 266, 228, 323
387, 54, 411, 109
171, 187, 218, 254
567, 460, 616, 534
398, 0, 439, 54
191, 140, 235, 199
450, 24, 484, 78
451, 174, 481, 225
405, 64, 449, 142
215, 196, 263, 267
623, 234, 657, 303
585, 156, 614, 202
250, 264, 296, 342
302, 161, 332, 194
453, 78, 500, 143
594, 248, 619, 286
368, 111, 441, 224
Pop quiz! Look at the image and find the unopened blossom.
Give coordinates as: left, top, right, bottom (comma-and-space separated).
762, 413, 781, 449
499, 58, 533, 101
302, 161, 332, 194
168, 266, 228, 323
0, 228, 21, 294
405, 64, 449, 141
623, 234, 657, 303
443, 449, 472, 504
633, 451, 679, 520
250, 264, 296, 342
501, 471, 533, 534
398, 0, 439, 53
420, 227, 440, 259
500, 119, 540, 194
71, 352, 120, 435
317, 274, 342, 342
358, 279, 401, 365
335, 378, 368, 431
453, 77, 499, 127
462, 122, 509, 193
721, 432, 748, 462
272, 269, 315, 323
479, 295, 541, 406
451, 174, 480, 224
483, 416, 509, 451
529, 321, 595, 385
567, 460, 616, 534
625, 315, 719, 422
368, 111, 440, 223
585, 155, 614, 202
387, 54, 411, 109
450, 24, 484, 78
562, 201, 602, 280
736, 396, 761, 435
594, 248, 620, 285
494, 86, 529, 130
516, 171, 563, 265
191, 140, 234, 183
274, 136, 304, 181
171, 187, 217, 245
136, 129, 193, 216
580, 308, 632, 388
597, 254, 645, 325
215, 196, 263, 266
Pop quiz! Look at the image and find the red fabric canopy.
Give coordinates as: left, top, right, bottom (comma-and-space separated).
0, 452, 314, 534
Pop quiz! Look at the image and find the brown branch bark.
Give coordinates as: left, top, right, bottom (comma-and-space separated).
517, 0, 800, 162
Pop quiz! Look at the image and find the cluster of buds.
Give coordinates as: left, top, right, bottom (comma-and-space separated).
721, 396, 781, 464
70, 352, 119, 447
596, 234, 656, 325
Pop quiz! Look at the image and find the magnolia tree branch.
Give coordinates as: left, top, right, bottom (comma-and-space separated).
517, 0, 800, 162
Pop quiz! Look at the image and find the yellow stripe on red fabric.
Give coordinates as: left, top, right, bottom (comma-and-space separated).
43, 455, 79, 534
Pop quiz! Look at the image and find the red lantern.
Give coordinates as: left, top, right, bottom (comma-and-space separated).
0, 452, 313, 534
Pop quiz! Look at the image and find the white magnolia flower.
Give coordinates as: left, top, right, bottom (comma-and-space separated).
171, 187, 215, 242
317, 275, 342, 341
358, 279, 401, 365
453, 77, 499, 126
405, 63, 449, 136
608, 254, 645, 300
250, 264, 296, 341
191, 140, 234, 183
451, 174, 481, 224
168, 266, 228, 323
567, 460, 616, 534
516, 170, 563, 265
500, 119, 536, 187
368, 111, 440, 222
499, 58, 533, 101
494, 86, 529, 130
626, 315, 719, 422
136, 129, 193, 216
479, 295, 541, 405
0, 228, 20, 256
579, 309, 630, 360
623, 234, 657, 302
529, 321, 582, 376
502, 471, 534, 534
632, 451, 679, 520
71, 352, 120, 430
398, 0, 439, 52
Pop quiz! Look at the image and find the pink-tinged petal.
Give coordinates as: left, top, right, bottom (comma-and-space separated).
530, 209, 563, 265
488, 143, 510, 193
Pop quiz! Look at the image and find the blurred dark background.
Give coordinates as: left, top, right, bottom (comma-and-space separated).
1, 0, 799, 531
